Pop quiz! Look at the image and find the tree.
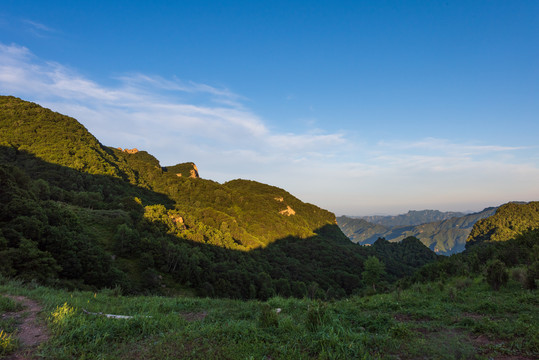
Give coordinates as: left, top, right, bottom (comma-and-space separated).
486, 259, 508, 291
362, 256, 386, 292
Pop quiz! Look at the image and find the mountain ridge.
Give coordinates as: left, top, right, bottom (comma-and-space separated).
0, 95, 438, 298
338, 207, 498, 255
359, 209, 467, 227
467, 201, 539, 246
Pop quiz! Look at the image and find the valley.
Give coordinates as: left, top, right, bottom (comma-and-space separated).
0, 96, 537, 359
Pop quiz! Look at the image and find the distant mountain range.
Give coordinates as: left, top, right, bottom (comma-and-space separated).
359, 210, 467, 227
338, 208, 498, 255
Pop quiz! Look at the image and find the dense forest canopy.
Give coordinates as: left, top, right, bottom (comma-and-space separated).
0, 96, 441, 299
2, 96, 537, 301
467, 201, 539, 246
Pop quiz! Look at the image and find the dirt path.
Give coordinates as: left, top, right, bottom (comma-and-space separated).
1, 295, 50, 360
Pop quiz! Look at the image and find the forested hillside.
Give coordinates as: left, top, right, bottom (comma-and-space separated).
0, 96, 438, 299
338, 207, 497, 255
467, 201, 539, 246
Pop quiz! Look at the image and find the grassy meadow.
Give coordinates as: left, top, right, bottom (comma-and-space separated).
1, 274, 537, 359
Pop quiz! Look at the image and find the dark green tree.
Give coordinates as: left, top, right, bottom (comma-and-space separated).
362, 256, 386, 292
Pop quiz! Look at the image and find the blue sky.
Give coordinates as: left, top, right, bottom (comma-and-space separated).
1, 1, 538, 215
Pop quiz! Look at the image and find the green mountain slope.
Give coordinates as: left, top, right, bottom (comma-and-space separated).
338, 207, 497, 255
0, 96, 338, 250
0, 96, 438, 298
467, 201, 539, 246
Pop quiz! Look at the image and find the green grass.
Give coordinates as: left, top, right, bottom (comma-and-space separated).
0, 294, 23, 356
0, 296, 23, 313
0, 274, 537, 359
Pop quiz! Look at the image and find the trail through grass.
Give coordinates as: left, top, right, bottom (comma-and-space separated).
0, 275, 537, 359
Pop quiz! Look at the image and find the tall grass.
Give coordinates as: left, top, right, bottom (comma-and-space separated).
0, 273, 537, 359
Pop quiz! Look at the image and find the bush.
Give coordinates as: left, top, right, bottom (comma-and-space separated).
526, 261, 539, 290
510, 267, 527, 287
454, 277, 472, 290
486, 260, 508, 291
0, 330, 17, 355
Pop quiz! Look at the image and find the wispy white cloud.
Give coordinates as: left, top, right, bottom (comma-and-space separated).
268, 132, 346, 151
378, 137, 527, 155
0, 42, 344, 167
1, 42, 538, 215
22, 19, 58, 38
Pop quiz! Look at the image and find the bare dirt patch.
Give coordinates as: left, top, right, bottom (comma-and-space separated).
410, 323, 535, 360
469, 334, 536, 360
393, 313, 414, 322
179, 311, 208, 322
460, 312, 486, 320
2, 295, 50, 360
393, 313, 432, 322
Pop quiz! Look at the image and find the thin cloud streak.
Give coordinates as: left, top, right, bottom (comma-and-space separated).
22, 19, 58, 38
378, 138, 528, 155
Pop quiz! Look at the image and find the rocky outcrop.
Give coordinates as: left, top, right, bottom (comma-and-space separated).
164, 162, 200, 179
190, 164, 199, 178
279, 205, 296, 216
117, 148, 139, 154
169, 214, 184, 224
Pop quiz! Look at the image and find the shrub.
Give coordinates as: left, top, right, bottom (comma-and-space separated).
526, 261, 539, 290
447, 286, 458, 302
454, 277, 472, 290
486, 260, 508, 291
0, 330, 17, 355
510, 267, 527, 287
50, 302, 76, 326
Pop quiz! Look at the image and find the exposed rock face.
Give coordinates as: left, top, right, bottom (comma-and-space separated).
169, 214, 184, 224
169, 214, 185, 229
164, 162, 200, 178
274, 197, 284, 202
190, 164, 199, 178
279, 205, 296, 216
117, 148, 139, 154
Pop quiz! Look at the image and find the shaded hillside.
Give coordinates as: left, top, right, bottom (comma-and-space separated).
338, 207, 497, 255
361, 209, 466, 227
1, 230, 537, 359
0, 96, 437, 298
467, 201, 539, 246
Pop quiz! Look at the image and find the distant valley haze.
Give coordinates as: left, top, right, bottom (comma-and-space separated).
1, 1, 537, 215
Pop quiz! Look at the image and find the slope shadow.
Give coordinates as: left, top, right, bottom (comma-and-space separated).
0, 146, 436, 299
0, 145, 174, 207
